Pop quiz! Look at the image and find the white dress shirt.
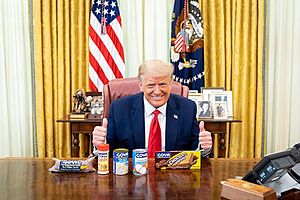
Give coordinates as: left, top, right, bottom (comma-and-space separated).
143, 96, 167, 151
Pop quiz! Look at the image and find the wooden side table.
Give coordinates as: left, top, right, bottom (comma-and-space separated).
56, 115, 101, 157
198, 117, 241, 158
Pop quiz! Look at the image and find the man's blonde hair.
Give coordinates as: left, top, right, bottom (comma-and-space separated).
138, 60, 174, 82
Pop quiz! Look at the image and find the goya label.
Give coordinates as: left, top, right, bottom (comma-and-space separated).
113, 148, 128, 175
132, 149, 148, 176
59, 160, 87, 172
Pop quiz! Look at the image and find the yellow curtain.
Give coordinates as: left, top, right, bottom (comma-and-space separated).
202, 0, 265, 158
33, 0, 91, 157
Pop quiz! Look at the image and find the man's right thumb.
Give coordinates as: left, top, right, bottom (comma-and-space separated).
102, 118, 108, 128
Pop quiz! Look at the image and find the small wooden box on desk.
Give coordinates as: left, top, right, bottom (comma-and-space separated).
220, 179, 276, 200
198, 117, 241, 158
56, 115, 102, 157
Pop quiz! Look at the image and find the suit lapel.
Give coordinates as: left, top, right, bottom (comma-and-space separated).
166, 95, 179, 150
131, 93, 145, 149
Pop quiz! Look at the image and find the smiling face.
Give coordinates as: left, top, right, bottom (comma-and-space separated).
138, 60, 174, 108
139, 75, 172, 108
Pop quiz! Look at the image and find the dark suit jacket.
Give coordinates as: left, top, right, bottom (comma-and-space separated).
106, 93, 199, 154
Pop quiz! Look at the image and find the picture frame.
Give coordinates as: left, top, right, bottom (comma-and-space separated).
201, 87, 225, 101
188, 90, 199, 94
86, 92, 103, 119
213, 101, 227, 119
212, 91, 233, 116
188, 92, 202, 118
197, 100, 212, 119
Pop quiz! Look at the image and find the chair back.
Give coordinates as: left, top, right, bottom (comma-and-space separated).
103, 77, 189, 118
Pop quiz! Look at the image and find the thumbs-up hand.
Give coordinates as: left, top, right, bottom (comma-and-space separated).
92, 118, 108, 147
199, 121, 212, 150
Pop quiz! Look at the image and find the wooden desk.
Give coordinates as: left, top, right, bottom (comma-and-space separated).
0, 158, 253, 200
198, 117, 241, 158
56, 116, 101, 157
1, 158, 297, 199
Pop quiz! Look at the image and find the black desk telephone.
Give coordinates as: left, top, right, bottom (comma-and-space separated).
243, 143, 300, 197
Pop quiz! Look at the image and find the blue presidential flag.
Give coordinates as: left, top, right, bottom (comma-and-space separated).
170, 0, 204, 90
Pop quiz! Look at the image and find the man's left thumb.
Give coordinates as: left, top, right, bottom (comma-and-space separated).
199, 121, 205, 132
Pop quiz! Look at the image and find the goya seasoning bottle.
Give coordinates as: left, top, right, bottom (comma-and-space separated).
97, 144, 110, 174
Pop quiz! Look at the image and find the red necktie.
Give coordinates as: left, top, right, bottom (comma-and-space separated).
148, 110, 161, 158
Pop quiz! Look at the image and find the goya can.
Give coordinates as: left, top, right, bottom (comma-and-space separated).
113, 148, 129, 175
132, 149, 148, 176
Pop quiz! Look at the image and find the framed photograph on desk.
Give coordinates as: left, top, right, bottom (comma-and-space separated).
212, 91, 233, 116
86, 92, 102, 119
213, 102, 227, 119
201, 87, 224, 101
188, 92, 202, 118
198, 100, 212, 118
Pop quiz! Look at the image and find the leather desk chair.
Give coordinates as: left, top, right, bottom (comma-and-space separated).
103, 77, 189, 118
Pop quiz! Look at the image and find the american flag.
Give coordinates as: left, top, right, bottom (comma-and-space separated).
174, 31, 189, 52
170, 0, 204, 90
89, 0, 125, 92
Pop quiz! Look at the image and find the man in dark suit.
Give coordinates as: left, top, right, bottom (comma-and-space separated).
93, 60, 212, 157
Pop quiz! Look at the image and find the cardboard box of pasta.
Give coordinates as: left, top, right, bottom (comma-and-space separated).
155, 151, 201, 170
